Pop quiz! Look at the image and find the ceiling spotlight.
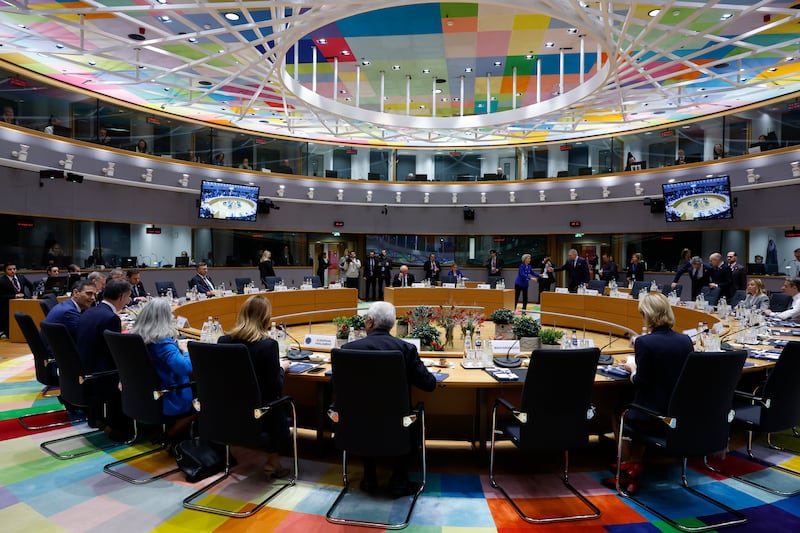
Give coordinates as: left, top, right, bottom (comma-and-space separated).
493, 61, 502, 66
634, 182, 644, 196
366, 190, 373, 202
341, 50, 351, 56
55, 43, 64, 49
464, 67, 473, 73
158, 15, 171, 22
539, 190, 547, 202
792, 161, 800, 177
544, 42, 555, 48
101, 162, 115, 177
344, 97, 352, 101
11, 144, 29, 161
567, 28, 578, 34
361, 60, 370, 66
392, 64, 401, 70
224, 12, 240, 21
525, 54, 534, 60
277, 184, 285, 197
336, 189, 344, 201
187, 37, 197, 43
648, 9, 661, 17
422, 68, 430, 74
58, 154, 74, 170
317, 38, 327, 45
178, 174, 189, 187
768, 67, 778, 72
720, 12, 733, 20
395, 191, 402, 203
569, 188, 578, 200
508, 191, 516, 203
423, 192, 430, 204
306, 187, 315, 199
602, 186, 611, 198
746, 168, 760, 184
88, 60, 96, 66
141, 169, 153, 182
452, 192, 458, 204
481, 192, 487, 204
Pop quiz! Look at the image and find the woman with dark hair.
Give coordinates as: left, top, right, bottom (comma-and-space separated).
677, 248, 692, 271
218, 296, 291, 478
135, 139, 148, 154
624, 152, 637, 171
316, 251, 328, 282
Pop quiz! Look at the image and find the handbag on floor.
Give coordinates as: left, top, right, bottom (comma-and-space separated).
173, 437, 227, 482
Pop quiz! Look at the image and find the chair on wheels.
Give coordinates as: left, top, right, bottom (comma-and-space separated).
730, 289, 746, 307
183, 342, 298, 518
38, 322, 123, 460
705, 341, 800, 495
102, 331, 189, 484
39, 293, 58, 317
490, 348, 601, 524
770, 292, 792, 313
154, 281, 178, 297
587, 279, 606, 292
262, 276, 282, 291
14, 312, 74, 430
701, 286, 721, 306
630, 281, 650, 298
614, 350, 748, 532
234, 277, 252, 294
326, 348, 426, 529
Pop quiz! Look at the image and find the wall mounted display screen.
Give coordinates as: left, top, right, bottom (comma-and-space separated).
199, 180, 260, 221
662, 176, 732, 222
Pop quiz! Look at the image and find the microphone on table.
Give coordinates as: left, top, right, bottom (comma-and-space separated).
493, 341, 522, 368
279, 323, 313, 360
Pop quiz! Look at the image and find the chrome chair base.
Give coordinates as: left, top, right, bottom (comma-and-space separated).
103, 423, 180, 484
40, 427, 131, 460
18, 386, 80, 431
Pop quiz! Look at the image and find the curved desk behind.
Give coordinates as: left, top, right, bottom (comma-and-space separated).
540, 292, 720, 335
176, 288, 358, 331
384, 287, 514, 317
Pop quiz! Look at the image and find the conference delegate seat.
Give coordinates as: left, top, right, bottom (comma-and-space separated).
701, 286, 722, 306
39, 293, 58, 317
102, 331, 188, 484
14, 312, 73, 430
326, 348, 426, 529
488, 275, 502, 289
309, 275, 322, 288
705, 341, 800, 496
614, 350, 748, 532
184, 342, 298, 518
234, 277, 252, 294
587, 279, 606, 292
38, 322, 125, 460
769, 292, 792, 313
660, 283, 683, 297
730, 290, 746, 308
630, 281, 650, 298
490, 348, 601, 524
262, 276, 282, 291
154, 281, 178, 297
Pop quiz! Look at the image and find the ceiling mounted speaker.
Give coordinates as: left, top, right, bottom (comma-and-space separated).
463, 207, 475, 221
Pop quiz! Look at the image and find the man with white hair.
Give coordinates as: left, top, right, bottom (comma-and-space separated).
342, 301, 436, 497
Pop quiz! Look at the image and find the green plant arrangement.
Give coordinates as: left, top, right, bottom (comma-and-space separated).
538, 327, 564, 345
405, 306, 433, 328
512, 315, 541, 339
348, 314, 365, 331
332, 316, 350, 340
489, 308, 515, 324
409, 324, 442, 350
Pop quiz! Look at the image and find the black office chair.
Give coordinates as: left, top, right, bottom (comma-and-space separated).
443, 275, 459, 285
154, 281, 178, 297
262, 276, 282, 291
38, 322, 123, 460
39, 293, 58, 317
701, 286, 721, 306
614, 350, 748, 532
184, 342, 297, 518
587, 279, 606, 292
309, 275, 322, 288
488, 275, 502, 289
14, 312, 73, 430
630, 281, 649, 298
730, 290, 747, 307
326, 348, 426, 529
770, 292, 792, 313
102, 331, 188, 484
490, 348, 601, 524
705, 341, 800, 496
661, 283, 683, 297
234, 277, 252, 294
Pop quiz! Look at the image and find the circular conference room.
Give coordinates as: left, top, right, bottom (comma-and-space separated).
2, 1, 800, 531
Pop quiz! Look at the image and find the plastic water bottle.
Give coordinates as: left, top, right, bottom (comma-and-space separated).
474, 330, 483, 358
650, 280, 658, 292
483, 338, 493, 366
212, 317, 222, 343
270, 321, 277, 340
191, 286, 198, 301
200, 316, 212, 343
464, 334, 473, 360
347, 328, 356, 343
571, 329, 578, 348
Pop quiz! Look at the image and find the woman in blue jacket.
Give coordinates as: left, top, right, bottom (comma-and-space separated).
514, 253, 540, 310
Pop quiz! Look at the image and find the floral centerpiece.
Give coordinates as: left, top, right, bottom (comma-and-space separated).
332, 316, 350, 340
489, 308, 515, 340
405, 306, 434, 328
434, 305, 459, 349
455, 309, 485, 344
409, 324, 442, 351
348, 314, 365, 333
513, 315, 541, 352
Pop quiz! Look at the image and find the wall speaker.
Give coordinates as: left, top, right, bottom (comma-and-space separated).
649, 198, 665, 213
463, 207, 475, 221
257, 199, 270, 214
65, 173, 84, 183
39, 169, 64, 180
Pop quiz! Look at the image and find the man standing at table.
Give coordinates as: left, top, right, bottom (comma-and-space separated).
551, 249, 590, 292
341, 301, 436, 496
708, 252, 732, 300
423, 253, 442, 284
392, 265, 415, 287
378, 249, 391, 300
0, 262, 34, 337
189, 262, 216, 296
486, 249, 504, 279
726, 251, 746, 299
598, 253, 619, 283
364, 250, 380, 301
671, 256, 712, 299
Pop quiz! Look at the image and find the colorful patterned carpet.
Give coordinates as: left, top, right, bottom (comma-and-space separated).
2, 350, 800, 532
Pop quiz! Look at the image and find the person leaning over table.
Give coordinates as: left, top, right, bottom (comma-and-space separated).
340, 300, 436, 497
218, 296, 292, 479
604, 292, 694, 494
743, 278, 770, 311
764, 278, 800, 321
671, 256, 712, 300
514, 254, 540, 310
131, 298, 195, 443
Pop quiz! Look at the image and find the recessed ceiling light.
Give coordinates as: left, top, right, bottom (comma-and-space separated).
453, 97, 460, 102
216, 178, 223, 182
465, 67, 473, 73
341, 50, 350, 56
515, 92, 522, 96
361, 60, 370, 66
567, 28, 578, 34
317, 38, 327, 44
525, 54, 534, 60
55, 43, 64, 49
698, 87, 705, 91
392, 65, 400, 70
419, 104, 426, 109
138, 65, 145, 69
422, 68, 430, 74
545, 42, 555, 48
434, 88, 442, 94
786, 57, 795, 62
682, 125, 690, 129
720, 13, 732, 20
344, 97, 352, 101
648, 9, 661, 17
159, 15, 171, 22
339, 89, 346, 94
163, 87, 169, 91
17, 24, 28, 29
156, 0, 168, 3
490, 96, 497, 101
187, 37, 197, 43
447, 20, 454, 27
224, 12, 240, 21
493, 61, 502, 66
88, 60, 96, 66
441, 97, 449, 102
768, 67, 778, 72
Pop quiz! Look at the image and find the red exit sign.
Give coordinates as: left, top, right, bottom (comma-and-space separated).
146, 227, 162, 235
661, 129, 674, 137
559, 144, 573, 151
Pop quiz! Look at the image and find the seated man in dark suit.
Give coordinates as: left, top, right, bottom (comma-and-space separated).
551, 248, 590, 292
76, 278, 133, 441
391, 265, 415, 287
126, 268, 149, 304
342, 301, 436, 496
0, 262, 34, 336
188, 262, 216, 296
42, 280, 97, 341
671, 256, 712, 299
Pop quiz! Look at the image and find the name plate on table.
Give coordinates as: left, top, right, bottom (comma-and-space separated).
329, 283, 342, 289
476, 283, 491, 289
712, 322, 724, 334
300, 283, 313, 290
585, 289, 599, 295
402, 338, 421, 350
175, 316, 189, 329
302, 334, 337, 350
411, 282, 426, 288
555, 287, 569, 293
441, 282, 456, 288
491, 339, 520, 354
274, 285, 288, 292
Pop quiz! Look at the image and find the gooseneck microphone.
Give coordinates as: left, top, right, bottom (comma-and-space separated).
279, 323, 313, 360
493, 341, 522, 368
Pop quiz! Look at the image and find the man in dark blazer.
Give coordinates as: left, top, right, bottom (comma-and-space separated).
671, 256, 712, 299
391, 265, 415, 287
378, 249, 391, 300
551, 249, 590, 292
364, 250, 380, 301
42, 280, 97, 341
626, 253, 645, 283
599, 253, 619, 283
76, 278, 133, 440
422, 253, 442, 283
726, 251, 747, 299
126, 269, 149, 304
0, 262, 34, 336
188, 262, 216, 296
486, 249, 504, 277
341, 301, 436, 497
708, 252, 732, 301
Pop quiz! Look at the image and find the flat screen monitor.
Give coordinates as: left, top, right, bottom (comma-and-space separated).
121, 256, 137, 268
414, 174, 428, 181
662, 175, 733, 222
175, 256, 190, 267
44, 274, 69, 296
199, 180, 260, 221
578, 167, 593, 176
456, 174, 473, 181
324, 169, 338, 178
482, 173, 496, 181
747, 263, 767, 275
367, 172, 381, 180
531, 170, 547, 179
